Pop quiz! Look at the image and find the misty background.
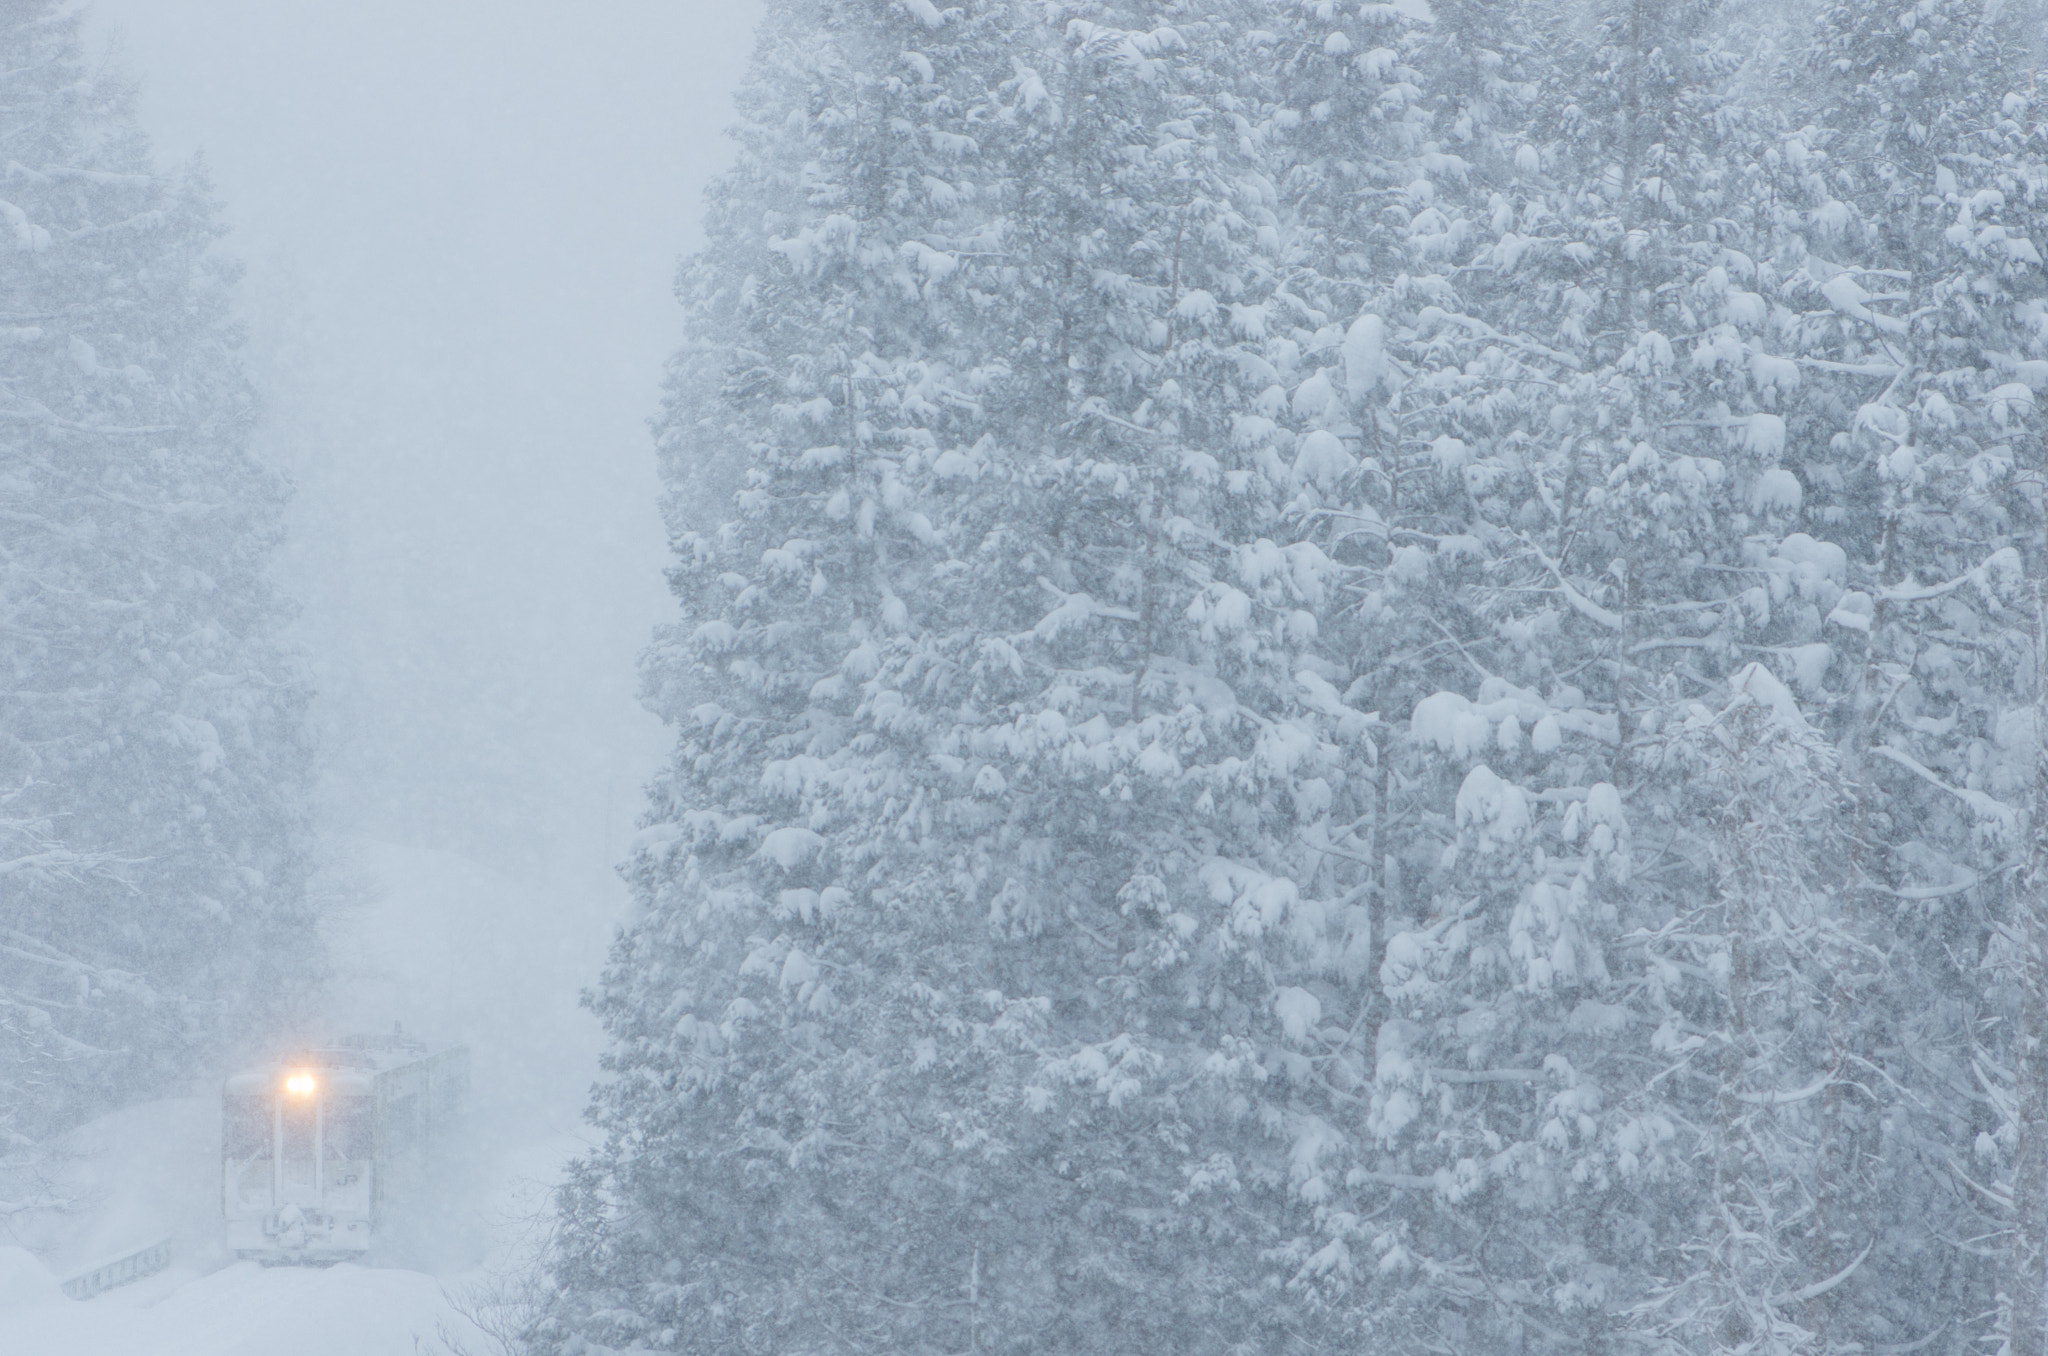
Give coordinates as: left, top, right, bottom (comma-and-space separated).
10, 0, 2048, 1351
83, 0, 760, 1126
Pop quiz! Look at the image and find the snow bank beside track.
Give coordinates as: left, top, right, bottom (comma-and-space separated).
3, 1256, 494, 1356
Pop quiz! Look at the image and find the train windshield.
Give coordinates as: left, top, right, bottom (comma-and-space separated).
280, 1093, 317, 1196
326, 1095, 373, 1160
223, 1095, 270, 1158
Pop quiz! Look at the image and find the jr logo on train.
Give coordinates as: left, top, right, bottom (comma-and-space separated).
221, 1029, 469, 1263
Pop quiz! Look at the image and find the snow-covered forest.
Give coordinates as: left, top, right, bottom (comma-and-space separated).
0, 2, 317, 1166
4, 0, 2048, 1353
538, 1, 2048, 1354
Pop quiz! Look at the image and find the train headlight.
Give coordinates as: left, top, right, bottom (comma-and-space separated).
284, 1071, 317, 1097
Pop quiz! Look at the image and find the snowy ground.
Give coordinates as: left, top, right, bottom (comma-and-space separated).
0, 1126, 581, 1355
1, 839, 611, 1355
0, 1111, 584, 1356
4, 1249, 500, 1356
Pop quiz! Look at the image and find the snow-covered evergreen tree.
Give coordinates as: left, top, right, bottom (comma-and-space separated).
1777, 5, 2048, 1349
560, 1, 2048, 1351
546, 1, 1380, 1350
0, 0, 316, 1150
1245, 1, 1967, 1350
2015, 594, 2048, 1356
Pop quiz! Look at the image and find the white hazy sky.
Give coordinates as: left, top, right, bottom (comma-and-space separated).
84, 0, 762, 893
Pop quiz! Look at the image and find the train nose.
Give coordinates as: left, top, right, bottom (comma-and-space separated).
266, 1203, 309, 1251
263, 1204, 344, 1252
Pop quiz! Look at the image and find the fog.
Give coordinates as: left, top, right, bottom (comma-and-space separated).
86, 0, 757, 882
80, 0, 759, 1123
20, 2, 2047, 1351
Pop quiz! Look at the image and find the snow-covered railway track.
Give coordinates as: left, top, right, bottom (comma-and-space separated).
57, 1237, 173, 1301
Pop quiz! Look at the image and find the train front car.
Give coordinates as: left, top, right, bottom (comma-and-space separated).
222, 1056, 377, 1261
221, 1034, 469, 1263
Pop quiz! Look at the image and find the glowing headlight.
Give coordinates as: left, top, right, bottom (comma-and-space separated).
284, 1071, 317, 1097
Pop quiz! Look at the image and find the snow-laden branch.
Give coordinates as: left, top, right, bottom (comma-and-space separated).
1728, 1073, 1830, 1105
1875, 872, 1980, 901
8, 162, 154, 187
0, 404, 178, 436
1412, 305, 1583, 371
1030, 578, 1138, 639
1796, 357, 1903, 377
1428, 1067, 1546, 1085
1870, 1325, 1950, 1356
1819, 273, 1909, 335
1946, 1156, 2013, 1210
0, 196, 46, 250
0, 994, 120, 1056
1765, 1239, 1873, 1307
1877, 548, 2022, 605
0, 846, 89, 878
1522, 537, 1624, 631
1075, 400, 1166, 439
63, 210, 166, 242
1871, 745, 2019, 829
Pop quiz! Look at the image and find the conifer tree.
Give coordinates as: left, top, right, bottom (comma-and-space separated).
1252, 2, 1937, 1350
1782, 5, 2048, 1348
0, 0, 316, 1149
547, 1, 1376, 1350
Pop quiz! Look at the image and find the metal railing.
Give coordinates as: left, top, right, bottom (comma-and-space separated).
58, 1236, 173, 1300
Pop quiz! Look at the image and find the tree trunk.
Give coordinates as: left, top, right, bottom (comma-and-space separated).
2011, 601, 2048, 1356
2011, 902, 2048, 1356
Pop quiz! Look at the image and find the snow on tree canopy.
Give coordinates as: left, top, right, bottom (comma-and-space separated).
543, 0, 2048, 1352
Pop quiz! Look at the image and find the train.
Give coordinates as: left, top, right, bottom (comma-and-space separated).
221, 1029, 469, 1263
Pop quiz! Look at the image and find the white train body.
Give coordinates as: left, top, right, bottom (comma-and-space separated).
221, 1034, 468, 1262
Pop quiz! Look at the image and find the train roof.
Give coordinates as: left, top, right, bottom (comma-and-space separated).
224, 1031, 467, 1089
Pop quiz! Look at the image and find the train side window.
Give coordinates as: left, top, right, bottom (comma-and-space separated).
384, 1092, 421, 1150
224, 1095, 271, 1157
326, 1096, 373, 1159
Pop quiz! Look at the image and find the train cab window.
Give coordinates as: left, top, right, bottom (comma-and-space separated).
325, 1095, 373, 1160
280, 1093, 317, 1189
224, 1095, 271, 1157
